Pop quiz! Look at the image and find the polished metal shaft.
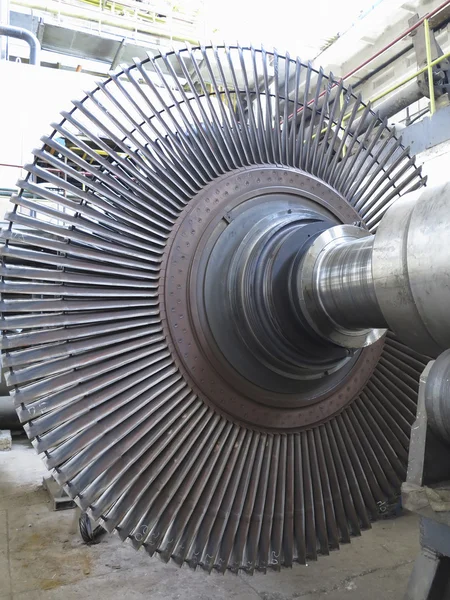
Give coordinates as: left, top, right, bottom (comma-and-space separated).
298, 182, 450, 358
316, 236, 385, 330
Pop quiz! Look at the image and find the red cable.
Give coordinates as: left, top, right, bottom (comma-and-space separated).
0, 162, 23, 169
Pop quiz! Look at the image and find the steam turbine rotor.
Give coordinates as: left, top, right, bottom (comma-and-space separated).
0, 45, 431, 572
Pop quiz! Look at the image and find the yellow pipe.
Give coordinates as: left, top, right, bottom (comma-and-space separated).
339, 90, 346, 157
424, 18, 436, 115
69, 145, 126, 157
368, 68, 425, 105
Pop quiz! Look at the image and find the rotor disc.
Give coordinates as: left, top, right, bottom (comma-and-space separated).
0, 45, 428, 573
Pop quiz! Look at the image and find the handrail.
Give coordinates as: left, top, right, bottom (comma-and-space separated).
288, 0, 450, 121
12, 0, 200, 44
341, 0, 450, 86
342, 30, 450, 123
311, 43, 450, 149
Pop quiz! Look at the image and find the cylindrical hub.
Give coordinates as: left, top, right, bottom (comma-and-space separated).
297, 182, 450, 358
296, 225, 386, 349
315, 236, 381, 330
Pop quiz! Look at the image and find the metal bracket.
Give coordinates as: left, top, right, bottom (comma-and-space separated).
42, 475, 76, 511
403, 354, 450, 599
404, 541, 450, 600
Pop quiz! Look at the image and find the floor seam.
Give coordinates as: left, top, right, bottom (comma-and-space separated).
9, 566, 134, 597
8, 553, 235, 596
238, 573, 267, 599
291, 558, 416, 598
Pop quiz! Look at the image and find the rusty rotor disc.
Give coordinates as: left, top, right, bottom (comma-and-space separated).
162, 166, 384, 431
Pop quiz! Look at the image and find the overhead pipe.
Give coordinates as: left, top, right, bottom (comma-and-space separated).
0, 24, 40, 65
350, 79, 423, 132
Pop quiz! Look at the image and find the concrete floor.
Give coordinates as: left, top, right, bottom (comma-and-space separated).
0, 438, 419, 600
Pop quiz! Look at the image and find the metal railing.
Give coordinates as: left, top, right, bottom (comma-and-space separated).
361, 18, 446, 116
11, 0, 205, 44
288, 0, 450, 125
332, 11, 450, 156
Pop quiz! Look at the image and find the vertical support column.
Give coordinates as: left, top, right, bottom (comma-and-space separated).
404, 548, 443, 600
424, 18, 436, 115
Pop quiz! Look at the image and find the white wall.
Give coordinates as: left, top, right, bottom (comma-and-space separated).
0, 60, 96, 216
